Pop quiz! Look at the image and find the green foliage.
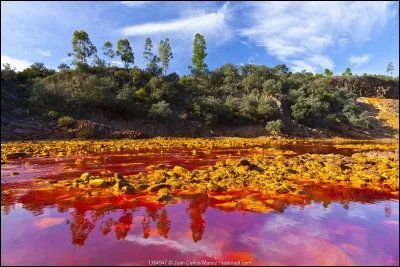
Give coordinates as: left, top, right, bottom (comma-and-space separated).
148, 100, 173, 120
386, 62, 394, 75
266, 119, 283, 133
342, 68, 352, 76
47, 110, 59, 119
76, 126, 94, 139
116, 39, 134, 68
158, 38, 173, 75
272, 64, 289, 76
102, 41, 115, 66
324, 69, 333, 76
57, 63, 70, 71
57, 116, 74, 127
348, 111, 372, 129
189, 33, 208, 76
20, 62, 55, 80
143, 37, 161, 75
4, 30, 396, 134
135, 87, 149, 103
69, 30, 97, 65
74, 62, 90, 72
114, 69, 131, 87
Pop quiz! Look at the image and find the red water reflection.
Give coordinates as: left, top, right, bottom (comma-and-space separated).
1, 141, 399, 266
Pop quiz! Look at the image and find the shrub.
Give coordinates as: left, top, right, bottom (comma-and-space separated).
348, 111, 372, 129
57, 116, 74, 127
47, 110, 59, 119
266, 119, 283, 133
148, 100, 172, 120
76, 126, 94, 139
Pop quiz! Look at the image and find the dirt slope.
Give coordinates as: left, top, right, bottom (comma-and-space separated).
357, 97, 399, 139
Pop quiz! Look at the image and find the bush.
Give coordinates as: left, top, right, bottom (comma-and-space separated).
266, 119, 283, 133
57, 116, 74, 127
348, 111, 372, 129
148, 100, 173, 120
47, 110, 59, 119
76, 126, 94, 139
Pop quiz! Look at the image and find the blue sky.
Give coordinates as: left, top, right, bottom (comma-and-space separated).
1, 1, 399, 76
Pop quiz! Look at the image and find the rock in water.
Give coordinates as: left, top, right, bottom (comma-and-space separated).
89, 179, 106, 188
80, 172, 91, 183
238, 158, 251, 166
121, 186, 137, 194
6, 152, 28, 159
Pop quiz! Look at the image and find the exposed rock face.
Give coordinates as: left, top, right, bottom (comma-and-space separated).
330, 76, 399, 99
1, 117, 144, 141
75, 120, 113, 138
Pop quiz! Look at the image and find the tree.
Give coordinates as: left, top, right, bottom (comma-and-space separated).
143, 37, 161, 75
386, 62, 394, 75
2, 63, 15, 71
21, 62, 55, 79
92, 54, 106, 67
188, 33, 208, 76
116, 39, 134, 69
272, 64, 289, 76
324, 69, 333, 76
158, 38, 173, 75
102, 41, 115, 67
342, 68, 352, 76
57, 63, 70, 71
68, 30, 97, 65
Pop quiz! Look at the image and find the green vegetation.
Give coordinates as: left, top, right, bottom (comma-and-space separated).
387, 62, 394, 75
266, 119, 283, 133
57, 116, 74, 127
76, 126, 94, 139
47, 111, 59, 119
324, 69, 333, 76
1, 30, 399, 134
116, 39, 134, 69
342, 68, 353, 76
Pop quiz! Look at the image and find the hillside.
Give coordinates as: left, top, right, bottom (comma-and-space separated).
1, 64, 399, 141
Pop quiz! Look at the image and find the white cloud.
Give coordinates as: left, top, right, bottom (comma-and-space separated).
289, 60, 316, 73
111, 61, 123, 65
61, 57, 71, 61
348, 54, 371, 67
309, 55, 335, 70
119, 2, 233, 42
1, 55, 32, 71
125, 234, 221, 258
238, 1, 396, 73
120, 1, 154, 8
36, 49, 51, 56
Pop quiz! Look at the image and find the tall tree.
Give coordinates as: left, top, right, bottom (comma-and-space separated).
188, 33, 208, 76
342, 68, 352, 76
386, 62, 394, 75
143, 37, 161, 75
102, 41, 115, 67
116, 39, 134, 69
324, 68, 333, 76
158, 38, 173, 75
68, 30, 97, 65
